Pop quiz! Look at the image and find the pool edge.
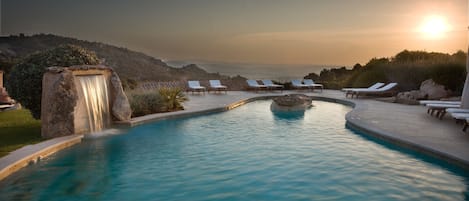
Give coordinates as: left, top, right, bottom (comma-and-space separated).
344, 104, 469, 171
0, 135, 83, 181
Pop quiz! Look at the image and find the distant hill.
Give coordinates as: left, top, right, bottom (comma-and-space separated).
0, 34, 236, 82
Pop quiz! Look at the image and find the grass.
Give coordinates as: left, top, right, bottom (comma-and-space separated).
0, 109, 42, 157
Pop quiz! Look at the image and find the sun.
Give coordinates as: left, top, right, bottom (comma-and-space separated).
419, 15, 451, 39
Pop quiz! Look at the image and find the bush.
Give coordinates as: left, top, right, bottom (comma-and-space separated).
429, 63, 466, 92
122, 78, 139, 90
127, 88, 188, 117
128, 91, 164, 117
6, 44, 100, 119
158, 87, 187, 111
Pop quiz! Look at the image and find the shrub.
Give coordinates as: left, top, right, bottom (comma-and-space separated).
122, 78, 139, 90
127, 88, 188, 117
158, 87, 187, 111
128, 91, 164, 117
429, 63, 466, 93
6, 44, 100, 119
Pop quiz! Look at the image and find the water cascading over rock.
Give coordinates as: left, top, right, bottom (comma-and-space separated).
75, 75, 111, 133
41, 65, 131, 138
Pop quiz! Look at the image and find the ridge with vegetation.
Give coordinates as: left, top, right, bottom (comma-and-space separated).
0, 34, 239, 86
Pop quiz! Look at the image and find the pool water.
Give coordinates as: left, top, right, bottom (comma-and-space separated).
1, 100, 468, 201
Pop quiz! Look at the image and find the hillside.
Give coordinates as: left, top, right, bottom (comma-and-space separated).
0, 34, 234, 82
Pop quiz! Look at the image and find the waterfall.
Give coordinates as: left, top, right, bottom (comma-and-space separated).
76, 75, 111, 133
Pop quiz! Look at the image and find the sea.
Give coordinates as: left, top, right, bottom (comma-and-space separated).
166, 61, 341, 82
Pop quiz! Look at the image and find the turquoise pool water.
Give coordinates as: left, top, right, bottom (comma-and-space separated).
1, 100, 468, 200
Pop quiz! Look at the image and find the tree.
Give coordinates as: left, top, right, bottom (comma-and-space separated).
7, 44, 100, 119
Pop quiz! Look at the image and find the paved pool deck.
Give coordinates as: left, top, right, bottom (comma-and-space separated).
1, 89, 469, 181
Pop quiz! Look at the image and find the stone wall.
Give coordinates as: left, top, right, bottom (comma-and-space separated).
41, 65, 131, 138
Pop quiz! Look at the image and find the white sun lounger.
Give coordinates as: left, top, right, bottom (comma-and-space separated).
449, 113, 469, 132
350, 83, 398, 98
291, 79, 309, 89
208, 80, 227, 93
419, 100, 461, 105
342, 82, 385, 92
0, 104, 15, 111
303, 79, 323, 92
464, 118, 469, 132
450, 112, 469, 120
247, 80, 268, 92
261, 80, 284, 92
442, 111, 469, 132
446, 108, 469, 113
187, 80, 206, 94
426, 103, 461, 119
343, 82, 385, 97
435, 107, 469, 120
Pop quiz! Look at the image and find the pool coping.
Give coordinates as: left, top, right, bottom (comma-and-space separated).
1, 93, 468, 181
0, 135, 83, 181
345, 109, 469, 170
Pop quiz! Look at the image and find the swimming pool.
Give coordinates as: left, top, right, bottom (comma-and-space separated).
1, 100, 468, 200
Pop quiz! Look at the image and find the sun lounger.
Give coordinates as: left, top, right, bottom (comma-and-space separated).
446, 108, 469, 113
343, 82, 385, 97
349, 83, 398, 98
464, 118, 469, 132
448, 113, 469, 132
187, 80, 206, 94
246, 80, 268, 92
291, 80, 309, 89
303, 79, 323, 92
342, 82, 385, 92
450, 112, 469, 120
426, 103, 461, 119
419, 100, 461, 105
261, 80, 283, 92
435, 107, 469, 120
0, 104, 15, 111
208, 80, 227, 93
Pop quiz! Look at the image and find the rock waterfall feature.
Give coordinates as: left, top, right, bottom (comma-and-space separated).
41, 65, 131, 138
75, 75, 111, 133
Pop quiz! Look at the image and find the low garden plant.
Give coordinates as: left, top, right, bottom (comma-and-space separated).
127, 87, 187, 117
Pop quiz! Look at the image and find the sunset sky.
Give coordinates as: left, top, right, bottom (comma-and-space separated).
2, 0, 468, 66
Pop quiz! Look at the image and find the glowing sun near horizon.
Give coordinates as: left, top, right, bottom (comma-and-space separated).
419, 15, 451, 39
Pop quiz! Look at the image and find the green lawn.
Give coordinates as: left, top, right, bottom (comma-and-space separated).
0, 109, 43, 157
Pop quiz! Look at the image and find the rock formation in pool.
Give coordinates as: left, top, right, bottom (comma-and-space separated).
271, 94, 313, 112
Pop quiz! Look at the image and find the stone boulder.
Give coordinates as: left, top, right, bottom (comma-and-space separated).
420, 79, 451, 100
271, 94, 313, 112
395, 90, 427, 105
395, 79, 452, 105
41, 69, 77, 138
110, 71, 132, 121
